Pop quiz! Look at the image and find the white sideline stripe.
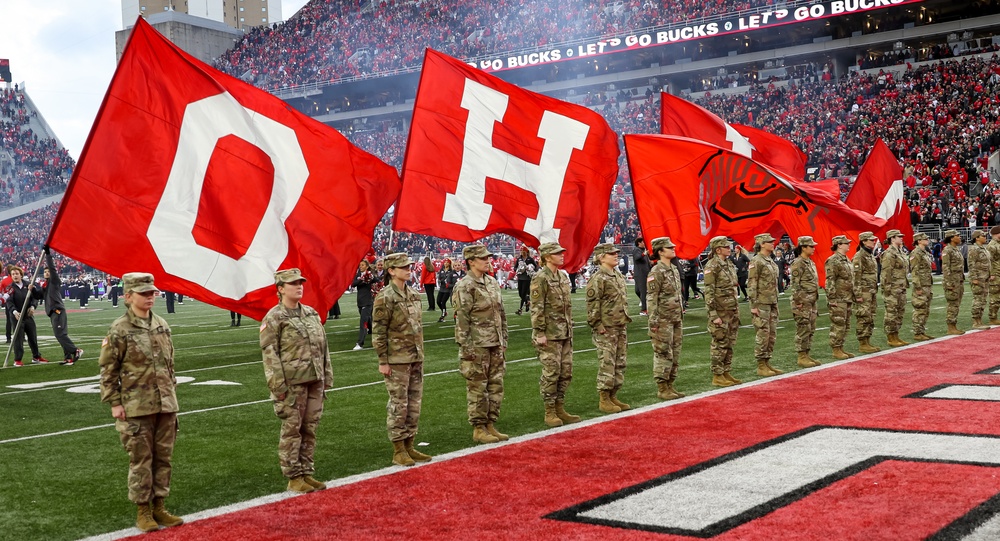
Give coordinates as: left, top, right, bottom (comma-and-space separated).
8, 376, 100, 389
75, 331, 970, 541
963, 512, 1000, 540
923, 384, 1000, 401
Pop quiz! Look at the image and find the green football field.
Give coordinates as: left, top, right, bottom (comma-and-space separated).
0, 281, 977, 540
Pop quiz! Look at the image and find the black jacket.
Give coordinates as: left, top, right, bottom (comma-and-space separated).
37, 251, 66, 316
352, 269, 375, 307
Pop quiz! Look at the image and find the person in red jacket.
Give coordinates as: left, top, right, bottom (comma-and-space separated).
420, 256, 436, 312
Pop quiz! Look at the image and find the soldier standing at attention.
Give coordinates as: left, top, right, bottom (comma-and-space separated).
646, 237, 685, 400
941, 229, 966, 335
587, 243, 632, 413
372, 253, 431, 467
790, 236, 821, 367
704, 236, 742, 387
826, 235, 856, 360
968, 230, 993, 330
454, 244, 509, 444
881, 230, 911, 346
988, 225, 1000, 325
910, 232, 935, 341
98, 273, 183, 533
260, 269, 332, 494
530, 242, 580, 427
852, 232, 881, 353
748, 233, 783, 377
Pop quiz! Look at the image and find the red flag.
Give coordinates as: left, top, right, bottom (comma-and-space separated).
47, 18, 400, 321
660, 92, 807, 181
846, 139, 913, 243
626, 134, 884, 283
394, 49, 620, 272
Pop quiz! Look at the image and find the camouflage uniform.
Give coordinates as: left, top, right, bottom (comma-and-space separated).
748, 247, 779, 363
851, 238, 878, 343
372, 276, 424, 443
942, 241, 966, 326
704, 246, 740, 376
909, 236, 934, 336
825, 248, 855, 349
881, 243, 910, 335
647, 255, 683, 385
530, 261, 574, 406
790, 245, 819, 354
454, 248, 508, 427
587, 261, 632, 393
989, 233, 1000, 322
98, 273, 178, 505
260, 269, 332, 481
968, 232, 992, 323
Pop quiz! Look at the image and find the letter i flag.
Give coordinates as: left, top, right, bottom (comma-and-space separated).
393, 49, 620, 273
46, 18, 400, 321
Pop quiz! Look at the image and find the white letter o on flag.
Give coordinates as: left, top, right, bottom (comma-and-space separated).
147, 92, 309, 300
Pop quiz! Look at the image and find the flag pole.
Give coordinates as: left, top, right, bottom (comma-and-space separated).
2, 248, 46, 369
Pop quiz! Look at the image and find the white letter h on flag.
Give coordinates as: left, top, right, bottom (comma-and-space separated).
443, 78, 590, 243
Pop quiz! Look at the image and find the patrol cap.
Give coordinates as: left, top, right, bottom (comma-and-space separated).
538, 242, 566, 258
972, 230, 986, 240
754, 233, 775, 244
944, 229, 960, 239
123, 272, 158, 293
858, 232, 877, 242
463, 244, 493, 260
593, 243, 620, 257
384, 252, 414, 268
274, 268, 306, 285
709, 236, 731, 251
651, 237, 676, 252
885, 229, 904, 239
832, 235, 851, 245
796, 236, 817, 247
912, 232, 929, 242
991, 225, 1000, 236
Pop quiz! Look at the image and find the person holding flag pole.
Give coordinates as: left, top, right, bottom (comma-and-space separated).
2, 251, 47, 369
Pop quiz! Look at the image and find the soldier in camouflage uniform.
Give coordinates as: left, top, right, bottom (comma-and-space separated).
968, 230, 992, 329
748, 233, 783, 377
260, 269, 333, 494
454, 244, 509, 444
531, 242, 580, 427
881, 229, 911, 346
704, 236, 742, 387
942, 230, 966, 335
989, 225, 1000, 325
910, 232, 935, 341
99, 273, 183, 533
826, 235, 856, 360
588, 243, 633, 413
790, 236, 821, 367
372, 253, 431, 467
852, 232, 881, 353
646, 237, 684, 400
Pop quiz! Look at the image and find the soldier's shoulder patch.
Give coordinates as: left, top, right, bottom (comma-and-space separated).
748, 263, 756, 269
101, 336, 109, 348
373, 306, 387, 320
704, 269, 712, 274
259, 322, 267, 332
531, 289, 540, 298
586, 287, 598, 299
647, 275, 656, 283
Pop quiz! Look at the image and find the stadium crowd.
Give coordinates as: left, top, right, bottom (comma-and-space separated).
0, 88, 75, 209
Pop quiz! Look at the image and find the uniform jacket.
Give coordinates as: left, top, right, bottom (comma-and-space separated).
260, 303, 332, 397
747, 252, 779, 306
454, 272, 508, 350
909, 246, 934, 291
586, 266, 632, 333
988, 239, 1000, 283
968, 243, 991, 284
789, 256, 819, 307
529, 266, 573, 341
99, 309, 178, 417
825, 253, 855, 302
881, 245, 910, 290
647, 260, 683, 327
852, 248, 878, 292
704, 255, 739, 320
942, 244, 966, 286
372, 282, 424, 365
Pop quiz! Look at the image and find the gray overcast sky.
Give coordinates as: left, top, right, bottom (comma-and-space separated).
0, 0, 311, 160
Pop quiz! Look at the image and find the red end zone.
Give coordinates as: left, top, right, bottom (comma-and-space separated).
136, 330, 1000, 540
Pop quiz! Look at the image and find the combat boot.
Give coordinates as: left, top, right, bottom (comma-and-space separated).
135, 503, 159, 532
609, 391, 630, 411
990, 318, 1000, 326
764, 361, 784, 375
973, 318, 991, 330
797, 352, 820, 368
287, 476, 316, 493
392, 440, 415, 466
887, 334, 909, 347
832, 347, 854, 360
486, 423, 509, 441
472, 425, 500, 444
667, 383, 685, 398
712, 374, 734, 387
858, 339, 881, 353
723, 372, 742, 384
947, 323, 965, 335
913, 333, 933, 341
598, 391, 621, 413
544, 403, 563, 427
656, 381, 676, 400
151, 497, 184, 527
555, 401, 581, 423
756, 361, 776, 377
302, 476, 327, 490
404, 436, 432, 462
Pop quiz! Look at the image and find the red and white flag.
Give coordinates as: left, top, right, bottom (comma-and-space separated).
846, 139, 913, 243
47, 18, 401, 321
394, 49, 620, 272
